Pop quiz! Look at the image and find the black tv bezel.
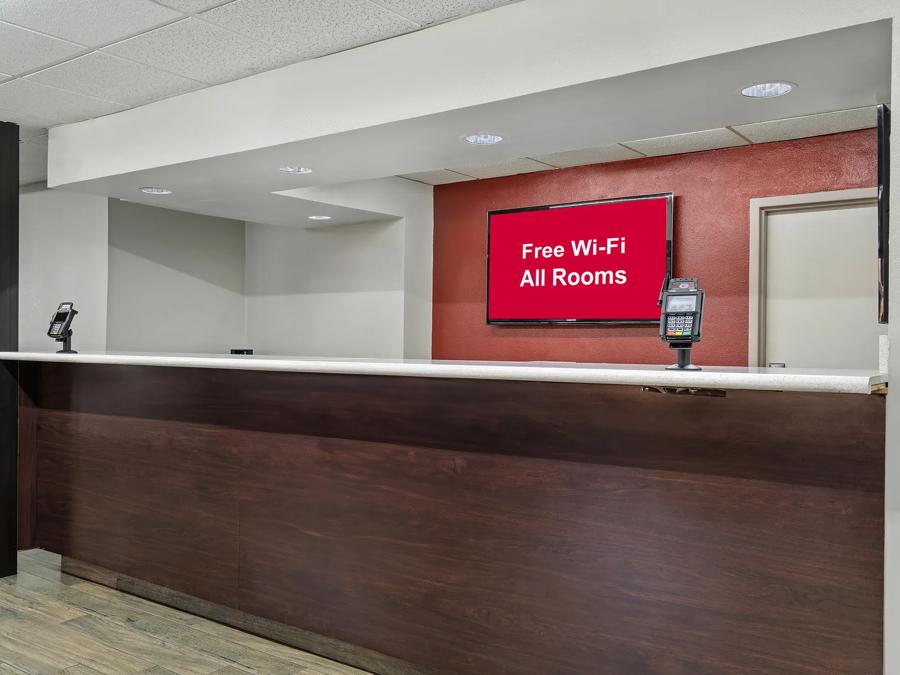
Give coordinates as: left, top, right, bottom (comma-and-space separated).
877, 103, 890, 324
486, 192, 674, 325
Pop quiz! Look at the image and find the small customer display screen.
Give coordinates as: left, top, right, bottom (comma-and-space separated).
53, 311, 68, 322
666, 295, 697, 312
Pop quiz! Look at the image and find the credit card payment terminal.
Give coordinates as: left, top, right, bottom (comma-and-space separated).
659, 277, 704, 370
47, 302, 78, 353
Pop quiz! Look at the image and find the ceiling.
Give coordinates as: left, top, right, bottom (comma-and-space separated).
50, 20, 890, 226
0, 0, 522, 183
400, 106, 879, 185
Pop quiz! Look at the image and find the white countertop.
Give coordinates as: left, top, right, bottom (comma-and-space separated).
0, 350, 886, 394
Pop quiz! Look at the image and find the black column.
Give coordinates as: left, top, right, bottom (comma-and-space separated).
0, 121, 18, 577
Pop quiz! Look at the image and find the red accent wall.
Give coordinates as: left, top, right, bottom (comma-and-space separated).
432, 130, 877, 365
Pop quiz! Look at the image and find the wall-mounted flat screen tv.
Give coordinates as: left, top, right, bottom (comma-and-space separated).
877, 103, 890, 323
487, 193, 673, 324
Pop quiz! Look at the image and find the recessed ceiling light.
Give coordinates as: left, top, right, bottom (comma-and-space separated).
280, 165, 313, 174
308, 215, 332, 221
740, 81, 795, 98
464, 133, 503, 145
139, 186, 173, 195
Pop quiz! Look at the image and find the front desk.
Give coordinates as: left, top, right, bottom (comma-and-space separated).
0, 352, 887, 675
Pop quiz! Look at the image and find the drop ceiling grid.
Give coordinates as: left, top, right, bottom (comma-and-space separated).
102, 17, 301, 86
151, 0, 237, 13
0, 0, 184, 47
26, 51, 205, 106
0, 0, 521, 184
0, 0, 523, 126
0, 22, 85, 76
0, 2, 881, 189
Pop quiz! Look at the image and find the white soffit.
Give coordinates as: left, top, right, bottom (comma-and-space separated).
124, 191, 396, 228
40, 14, 892, 218
48, 18, 890, 190
534, 144, 645, 168
622, 128, 749, 157
732, 106, 877, 143
399, 169, 475, 185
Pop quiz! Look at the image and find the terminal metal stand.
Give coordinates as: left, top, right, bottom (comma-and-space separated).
55, 330, 76, 354
667, 343, 701, 371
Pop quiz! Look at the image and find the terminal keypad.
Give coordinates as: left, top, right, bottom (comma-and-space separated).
665, 313, 694, 338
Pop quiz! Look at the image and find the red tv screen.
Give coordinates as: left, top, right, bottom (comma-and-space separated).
487, 194, 673, 323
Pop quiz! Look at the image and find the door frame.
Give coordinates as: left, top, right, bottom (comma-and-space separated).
748, 187, 878, 367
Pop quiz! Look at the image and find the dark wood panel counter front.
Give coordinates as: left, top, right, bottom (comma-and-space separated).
9, 360, 885, 674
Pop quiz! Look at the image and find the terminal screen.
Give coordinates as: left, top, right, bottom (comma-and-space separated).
666, 295, 697, 312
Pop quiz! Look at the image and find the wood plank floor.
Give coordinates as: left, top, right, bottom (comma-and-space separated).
0, 550, 371, 675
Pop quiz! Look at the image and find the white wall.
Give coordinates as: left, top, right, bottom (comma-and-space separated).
18, 186, 108, 352
400, 184, 434, 360
285, 177, 433, 358
248, 177, 433, 358
244, 219, 405, 358
102, 176, 432, 359
106, 200, 246, 354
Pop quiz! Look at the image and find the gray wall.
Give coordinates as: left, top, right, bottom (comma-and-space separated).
107, 200, 245, 354
276, 177, 434, 358
21, 180, 432, 359
18, 186, 108, 352
244, 219, 405, 358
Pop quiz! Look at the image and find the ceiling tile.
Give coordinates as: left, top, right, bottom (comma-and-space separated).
623, 128, 748, 157
0, 0, 182, 47
105, 17, 297, 84
372, 0, 516, 26
201, 0, 418, 60
534, 144, 644, 168
0, 79, 128, 126
732, 107, 877, 144
18, 139, 48, 185
450, 157, 556, 180
27, 51, 202, 106
399, 169, 474, 185
0, 22, 85, 75
155, 0, 234, 12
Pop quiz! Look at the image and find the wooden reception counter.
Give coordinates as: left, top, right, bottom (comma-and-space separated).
0, 352, 887, 675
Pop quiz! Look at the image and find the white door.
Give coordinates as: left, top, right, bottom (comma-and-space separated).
763, 204, 884, 370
